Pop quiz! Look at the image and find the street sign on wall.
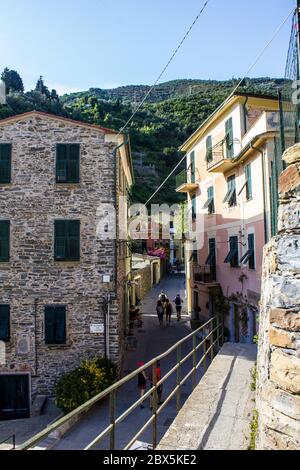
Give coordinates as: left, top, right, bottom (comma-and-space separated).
90, 324, 104, 334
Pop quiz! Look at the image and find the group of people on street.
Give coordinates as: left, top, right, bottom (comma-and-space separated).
137, 361, 163, 409
156, 291, 183, 327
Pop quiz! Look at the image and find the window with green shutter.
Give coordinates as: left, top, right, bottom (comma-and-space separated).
203, 186, 215, 214
190, 151, 195, 183
0, 305, 10, 342
0, 144, 12, 184
56, 144, 80, 183
224, 236, 239, 267
240, 233, 255, 269
45, 306, 66, 344
191, 195, 197, 220
223, 175, 237, 207
54, 220, 80, 261
245, 164, 252, 200
206, 136, 213, 163
225, 117, 234, 159
0, 221, 10, 262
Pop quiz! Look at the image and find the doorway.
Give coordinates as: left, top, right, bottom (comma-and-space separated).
0, 374, 30, 420
233, 304, 240, 343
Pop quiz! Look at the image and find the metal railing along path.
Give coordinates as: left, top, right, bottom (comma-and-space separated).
0, 434, 16, 450
19, 315, 223, 451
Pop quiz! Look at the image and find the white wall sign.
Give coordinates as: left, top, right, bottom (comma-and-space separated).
102, 274, 111, 283
90, 324, 104, 334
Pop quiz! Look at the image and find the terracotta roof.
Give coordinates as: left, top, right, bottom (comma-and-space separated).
0, 110, 119, 134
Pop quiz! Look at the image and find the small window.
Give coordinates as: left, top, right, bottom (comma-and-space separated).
0, 305, 10, 342
224, 236, 239, 267
206, 136, 213, 163
45, 306, 66, 344
240, 233, 255, 269
223, 175, 236, 207
0, 144, 12, 184
54, 220, 80, 261
56, 144, 80, 183
191, 195, 197, 220
203, 186, 215, 214
225, 117, 234, 158
0, 221, 10, 262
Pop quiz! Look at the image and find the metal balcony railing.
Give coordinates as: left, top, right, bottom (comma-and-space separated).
206, 137, 228, 170
193, 264, 216, 283
19, 316, 223, 451
175, 168, 196, 189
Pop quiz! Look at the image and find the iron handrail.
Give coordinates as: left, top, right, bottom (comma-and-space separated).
19, 315, 223, 451
0, 434, 16, 450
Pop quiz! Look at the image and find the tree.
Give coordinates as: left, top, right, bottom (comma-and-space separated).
51, 89, 59, 100
35, 76, 50, 98
1, 68, 24, 94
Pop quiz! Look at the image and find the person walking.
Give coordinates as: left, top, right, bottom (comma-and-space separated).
174, 294, 183, 321
137, 362, 147, 409
156, 300, 164, 327
149, 361, 163, 409
165, 299, 173, 326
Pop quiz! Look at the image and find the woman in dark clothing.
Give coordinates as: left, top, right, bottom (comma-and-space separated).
156, 300, 164, 327
137, 361, 147, 408
165, 299, 173, 326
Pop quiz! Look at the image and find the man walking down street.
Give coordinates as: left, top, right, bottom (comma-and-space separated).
165, 299, 173, 326
174, 294, 183, 322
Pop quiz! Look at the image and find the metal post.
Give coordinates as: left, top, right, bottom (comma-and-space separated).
203, 338, 207, 373
12, 434, 15, 450
152, 362, 158, 449
192, 334, 197, 390
176, 345, 181, 412
109, 390, 116, 450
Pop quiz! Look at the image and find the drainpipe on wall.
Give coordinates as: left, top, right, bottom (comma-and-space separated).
251, 144, 268, 244
242, 97, 249, 135
33, 298, 38, 377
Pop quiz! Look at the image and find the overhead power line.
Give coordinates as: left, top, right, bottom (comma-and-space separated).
144, 6, 295, 206
117, 0, 211, 137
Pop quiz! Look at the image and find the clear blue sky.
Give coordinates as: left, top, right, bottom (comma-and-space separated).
0, 0, 296, 94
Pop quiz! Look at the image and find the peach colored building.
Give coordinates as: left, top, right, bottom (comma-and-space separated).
177, 92, 283, 343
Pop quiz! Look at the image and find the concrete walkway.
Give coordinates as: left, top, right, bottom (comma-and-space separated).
157, 343, 257, 451
52, 274, 205, 450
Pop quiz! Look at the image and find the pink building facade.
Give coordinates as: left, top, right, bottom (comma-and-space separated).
177, 92, 282, 343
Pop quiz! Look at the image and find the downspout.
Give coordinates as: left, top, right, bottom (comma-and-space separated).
251, 144, 268, 244
34, 298, 38, 377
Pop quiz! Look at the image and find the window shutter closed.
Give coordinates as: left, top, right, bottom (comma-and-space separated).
245, 164, 252, 199
206, 136, 213, 162
0, 144, 12, 184
0, 305, 10, 342
56, 144, 79, 183
54, 221, 67, 259
55, 307, 66, 344
225, 118, 234, 158
190, 151, 195, 183
68, 220, 80, 260
0, 221, 10, 262
45, 307, 56, 344
68, 144, 80, 182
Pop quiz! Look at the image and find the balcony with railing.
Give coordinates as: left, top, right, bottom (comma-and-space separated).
192, 264, 218, 285
175, 168, 198, 193
206, 136, 238, 173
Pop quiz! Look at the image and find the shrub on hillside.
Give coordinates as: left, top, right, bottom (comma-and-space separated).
55, 357, 117, 413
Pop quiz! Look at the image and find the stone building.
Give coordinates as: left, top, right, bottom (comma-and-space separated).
256, 144, 300, 449
0, 111, 134, 420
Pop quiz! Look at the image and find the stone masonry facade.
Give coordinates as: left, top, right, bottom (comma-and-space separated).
0, 112, 132, 403
256, 144, 300, 450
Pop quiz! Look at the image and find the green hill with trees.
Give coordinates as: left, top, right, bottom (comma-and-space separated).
0, 69, 284, 204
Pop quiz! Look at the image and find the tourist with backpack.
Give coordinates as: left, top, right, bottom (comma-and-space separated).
174, 294, 183, 321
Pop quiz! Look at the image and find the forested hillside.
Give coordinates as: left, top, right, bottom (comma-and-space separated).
0, 69, 284, 204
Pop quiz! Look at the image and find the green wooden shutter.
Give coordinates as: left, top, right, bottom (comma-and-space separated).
0, 221, 10, 262
245, 164, 252, 200
54, 221, 67, 260
45, 307, 56, 344
56, 145, 68, 182
225, 118, 234, 158
0, 305, 10, 342
55, 307, 66, 344
68, 144, 80, 183
0, 144, 12, 184
248, 233, 255, 269
191, 196, 196, 220
206, 136, 213, 162
207, 186, 215, 213
67, 220, 80, 260
190, 151, 195, 183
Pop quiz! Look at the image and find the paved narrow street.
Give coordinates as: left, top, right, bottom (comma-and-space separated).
52, 274, 206, 450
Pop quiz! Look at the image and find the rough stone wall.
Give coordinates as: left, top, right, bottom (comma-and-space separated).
0, 114, 126, 398
133, 265, 152, 300
256, 144, 300, 450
